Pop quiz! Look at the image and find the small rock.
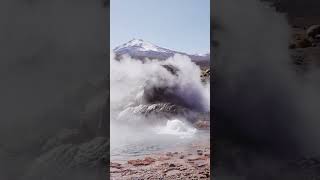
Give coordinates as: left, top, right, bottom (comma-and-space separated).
180, 167, 187, 171
165, 169, 181, 176
199, 174, 207, 179
158, 156, 170, 161
169, 163, 176, 167
166, 152, 173, 157
128, 157, 156, 166
110, 167, 123, 173
188, 156, 205, 161
110, 162, 122, 169
196, 162, 207, 167
179, 155, 185, 159
194, 120, 210, 130
205, 173, 210, 178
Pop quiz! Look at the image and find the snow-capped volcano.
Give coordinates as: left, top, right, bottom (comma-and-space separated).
113, 39, 210, 65
114, 39, 168, 53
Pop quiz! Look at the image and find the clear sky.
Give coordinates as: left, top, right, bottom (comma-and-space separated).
110, 0, 210, 54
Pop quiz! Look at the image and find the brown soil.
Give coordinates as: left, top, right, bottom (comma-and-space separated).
110, 143, 210, 180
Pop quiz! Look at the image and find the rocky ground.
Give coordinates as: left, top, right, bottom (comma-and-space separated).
273, 1, 320, 71
289, 19, 320, 70
110, 141, 210, 180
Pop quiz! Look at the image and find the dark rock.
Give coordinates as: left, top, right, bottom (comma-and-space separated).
161, 64, 179, 76
166, 152, 173, 157
110, 162, 122, 169
197, 150, 203, 156
200, 68, 210, 82
307, 25, 320, 40
120, 103, 189, 117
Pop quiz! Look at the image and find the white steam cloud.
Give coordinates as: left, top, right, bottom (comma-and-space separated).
110, 52, 210, 115
110, 52, 210, 151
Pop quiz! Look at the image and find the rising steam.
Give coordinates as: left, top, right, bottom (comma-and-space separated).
110, 52, 210, 151
214, 0, 320, 156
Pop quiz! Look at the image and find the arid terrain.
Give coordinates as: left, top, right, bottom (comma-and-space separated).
111, 138, 210, 180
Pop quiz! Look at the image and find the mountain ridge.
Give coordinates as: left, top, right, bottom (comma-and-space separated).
113, 39, 210, 67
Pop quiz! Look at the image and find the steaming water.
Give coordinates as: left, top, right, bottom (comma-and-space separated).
154, 119, 197, 138
110, 120, 208, 161
110, 53, 210, 161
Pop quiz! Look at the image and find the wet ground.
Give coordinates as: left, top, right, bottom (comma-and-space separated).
110, 132, 210, 180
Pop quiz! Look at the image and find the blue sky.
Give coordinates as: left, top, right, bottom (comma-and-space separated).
110, 0, 210, 54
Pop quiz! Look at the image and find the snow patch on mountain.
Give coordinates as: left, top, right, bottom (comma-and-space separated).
113, 39, 210, 63
114, 39, 168, 53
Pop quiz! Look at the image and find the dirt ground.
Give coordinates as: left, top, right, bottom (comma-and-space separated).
110, 142, 210, 180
